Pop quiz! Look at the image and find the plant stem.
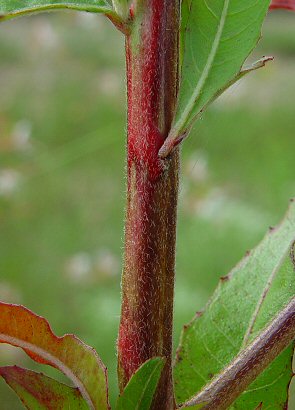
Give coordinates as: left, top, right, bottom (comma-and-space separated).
117, 1, 180, 408
181, 297, 295, 410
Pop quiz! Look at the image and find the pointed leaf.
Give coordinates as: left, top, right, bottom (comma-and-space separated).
172, 0, 271, 139
205, 56, 274, 108
0, 366, 88, 409
116, 358, 165, 410
270, 0, 295, 10
159, 56, 273, 158
0, 303, 110, 410
174, 200, 295, 409
0, 0, 113, 22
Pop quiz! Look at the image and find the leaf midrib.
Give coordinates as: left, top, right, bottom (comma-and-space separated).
242, 242, 293, 348
0, 1, 112, 19
135, 360, 163, 410
173, 0, 230, 135
0, 334, 95, 410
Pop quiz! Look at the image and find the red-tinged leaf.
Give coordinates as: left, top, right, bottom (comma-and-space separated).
270, 0, 295, 10
0, 366, 88, 409
0, 303, 110, 410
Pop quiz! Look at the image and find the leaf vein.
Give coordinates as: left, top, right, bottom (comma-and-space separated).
242, 243, 292, 348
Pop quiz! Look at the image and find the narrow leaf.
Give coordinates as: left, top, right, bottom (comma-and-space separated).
0, 366, 88, 409
174, 199, 295, 409
270, 0, 295, 10
0, 303, 110, 410
116, 358, 165, 410
0, 0, 113, 22
171, 0, 271, 142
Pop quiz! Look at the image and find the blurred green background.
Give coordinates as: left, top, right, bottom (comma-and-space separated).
0, 9, 294, 409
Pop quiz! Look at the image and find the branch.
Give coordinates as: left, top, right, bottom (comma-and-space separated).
180, 297, 295, 410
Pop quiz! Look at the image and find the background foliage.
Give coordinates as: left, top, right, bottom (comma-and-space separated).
0, 10, 294, 409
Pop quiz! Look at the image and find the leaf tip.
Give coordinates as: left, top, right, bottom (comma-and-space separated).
256, 56, 274, 68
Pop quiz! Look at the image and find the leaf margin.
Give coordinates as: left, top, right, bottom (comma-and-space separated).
161, 0, 272, 158
0, 365, 89, 409
173, 198, 295, 409
116, 357, 166, 410
0, 0, 116, 23
0, 302, 110, 410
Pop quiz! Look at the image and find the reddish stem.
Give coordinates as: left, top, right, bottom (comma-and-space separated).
117, 1, 180, 408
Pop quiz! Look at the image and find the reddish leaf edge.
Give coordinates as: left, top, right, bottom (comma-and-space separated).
270, 0, 295, 10
0, 302, 110, 410
0, 365, 87, 409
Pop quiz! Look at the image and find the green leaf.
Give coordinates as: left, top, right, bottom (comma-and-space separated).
112, 0, 129, 19
0, 0, 113, 22
0, 366, 88, 409
174, 199, 295, 409
179, 0, 192, 67
203, 56, 274, 109
116, 357, 165, 410
159, 56, 273, 158
173, 0, 271, 138
0, 303, 110, 410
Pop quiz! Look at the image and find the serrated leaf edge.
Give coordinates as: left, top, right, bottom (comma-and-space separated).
174, 198, 295, 367
0, 365, 87, 409
0, 303, 110, 410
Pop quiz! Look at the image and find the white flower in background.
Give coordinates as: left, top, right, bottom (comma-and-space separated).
95, 249, 119, 278
64, 249, 119, 284
32, 20, 58, 50
194, 188, 270, 232
0, 169, 21, 197
11, 120, 32, 151
65, 252, 92, 283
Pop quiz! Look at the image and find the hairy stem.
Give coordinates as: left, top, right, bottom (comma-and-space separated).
181, 297, 295, 410
117, 1, 180, 408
